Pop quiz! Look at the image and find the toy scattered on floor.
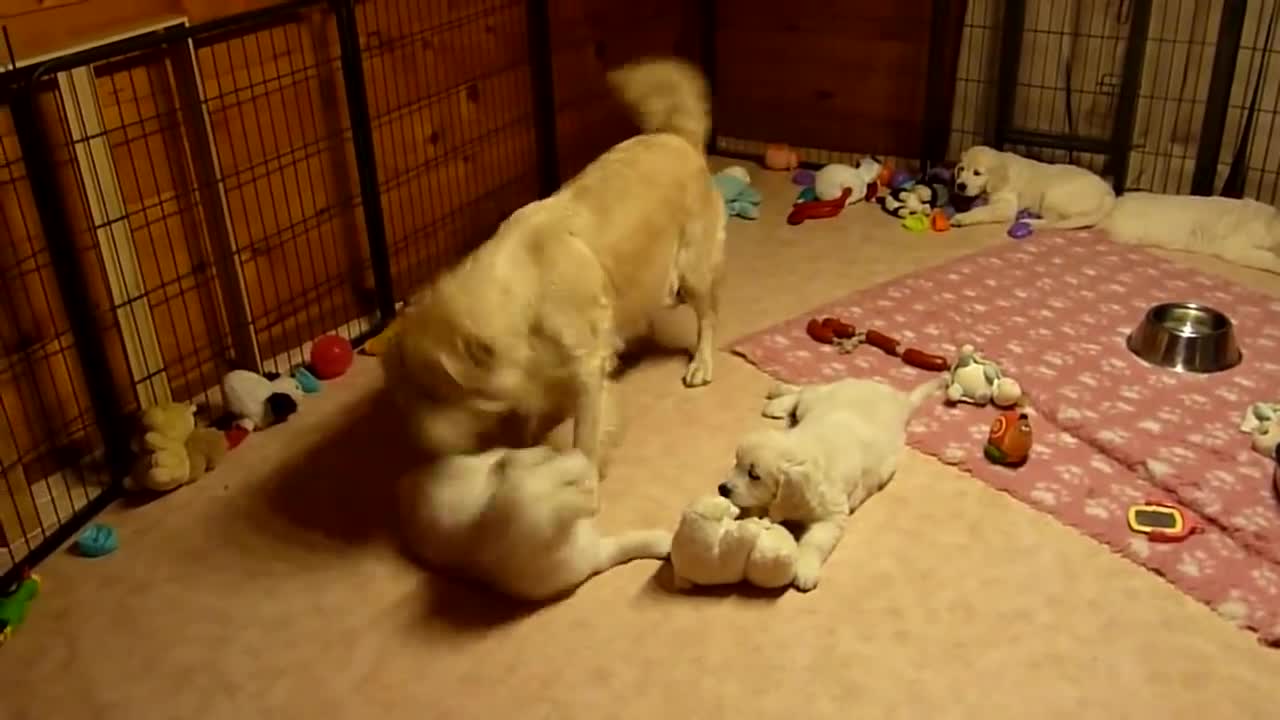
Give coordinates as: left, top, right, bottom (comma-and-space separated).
791, 168, 815, 186
225, 425, 251, 450
292, 366, 321, 394
763, 143, 799, 171
805, 317, 951, 372
1127, 501, 1199, 542
0, 572, 40, 648
902, 213, 928, 232
1007, 209, 1040, 240
1240, 401, 1280, 459
75, 523, 119, 557
889, 168, 915, 190
930, 208, 951, 231
794, 185, 818, 204
813, 157, 882, 207
945, 344, 1024, 408
309, 334, 354, 380
360, 317, 401, 356
1008, 221, 1033, 239
669, 496, 798, 590
126, 402, 227, 493
222, 369, 303, 431
713, 166, 762, 220
984, 409, 1033, 467
786, 187, 852, 225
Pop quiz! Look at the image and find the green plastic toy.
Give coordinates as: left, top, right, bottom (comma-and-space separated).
0, 572, 40, 648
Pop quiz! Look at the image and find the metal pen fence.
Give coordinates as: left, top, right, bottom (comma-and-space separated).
0, 0, 557, 590
951, 0, 1280, 203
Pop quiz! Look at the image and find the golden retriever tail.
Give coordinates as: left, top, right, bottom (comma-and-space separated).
606, 57, 711, 151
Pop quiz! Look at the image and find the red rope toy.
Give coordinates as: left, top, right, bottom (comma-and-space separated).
804, 317, 950, 372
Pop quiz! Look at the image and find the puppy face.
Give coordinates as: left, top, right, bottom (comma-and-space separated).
953, 145, 1002, 197
717, 429, 802, 512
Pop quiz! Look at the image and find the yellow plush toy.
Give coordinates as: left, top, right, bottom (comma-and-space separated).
127, 402, 225, 492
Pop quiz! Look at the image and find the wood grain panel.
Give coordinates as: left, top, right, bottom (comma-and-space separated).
713, 0, 965, 159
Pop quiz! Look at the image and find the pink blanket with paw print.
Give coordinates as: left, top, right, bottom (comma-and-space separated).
732, 231, 1280, 645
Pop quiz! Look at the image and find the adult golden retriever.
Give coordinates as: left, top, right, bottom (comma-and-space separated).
383, 58, 725, 471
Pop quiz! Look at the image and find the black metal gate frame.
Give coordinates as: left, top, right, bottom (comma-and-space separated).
0, 0, 561, 591
993, 0, 1250, 197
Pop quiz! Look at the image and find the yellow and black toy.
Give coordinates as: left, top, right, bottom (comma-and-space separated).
1127, 501, 1199, 543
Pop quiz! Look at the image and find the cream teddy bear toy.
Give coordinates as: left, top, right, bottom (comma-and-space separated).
945, 343, 1023, 408
670, 495, 799, 590
1240, 401, 1280, 458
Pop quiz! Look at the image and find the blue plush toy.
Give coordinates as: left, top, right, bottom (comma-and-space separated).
713, 166, 762, 220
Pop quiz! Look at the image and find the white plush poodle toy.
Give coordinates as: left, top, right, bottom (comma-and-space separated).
670, 495, 798, 590
814, 157, 882, 207
946, 343, 1023, 408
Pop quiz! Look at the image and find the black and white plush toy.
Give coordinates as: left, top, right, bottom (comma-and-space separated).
880, 183, 935, 218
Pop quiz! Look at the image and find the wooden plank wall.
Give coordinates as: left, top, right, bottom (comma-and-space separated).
713, 1, 967, 160
357, 0, 540, 298
549, 0, 702, 180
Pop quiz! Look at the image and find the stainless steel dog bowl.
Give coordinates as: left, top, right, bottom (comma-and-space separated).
1126, 302, 1242, 373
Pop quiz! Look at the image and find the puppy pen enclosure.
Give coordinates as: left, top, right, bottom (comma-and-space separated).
1, 0, 1278, 590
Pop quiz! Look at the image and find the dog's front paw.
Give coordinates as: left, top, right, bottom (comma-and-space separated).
792, 556, 822, 592
683, 354, 713, 388
949, 212, 973, 227
761, 396, 794, 420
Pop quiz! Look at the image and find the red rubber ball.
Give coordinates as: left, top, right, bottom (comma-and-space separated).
309, 334, 354, 380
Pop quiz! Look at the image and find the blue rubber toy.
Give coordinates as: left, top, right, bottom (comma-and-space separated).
75, 523, 118, 558
293, 367, 322, 394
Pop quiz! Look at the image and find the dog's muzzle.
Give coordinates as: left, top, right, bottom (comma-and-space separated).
717, 482, 733, 499
955, 181, 969, 195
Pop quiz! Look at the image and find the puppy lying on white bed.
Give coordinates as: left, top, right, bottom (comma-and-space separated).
950, 145, 1115, 230
384, 57, 725, 471
1099, 191, 1280, 274
717, 376, 943, 591
399, 446, 671, 602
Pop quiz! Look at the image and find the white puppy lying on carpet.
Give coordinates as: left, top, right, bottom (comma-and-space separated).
399, 446, 671, 601
950, 145, 1115, 230
717, 376, 943, 591
1099, 192, 1280, 274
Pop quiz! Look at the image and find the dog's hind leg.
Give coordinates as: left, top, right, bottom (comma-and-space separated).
677, 203, 726, 388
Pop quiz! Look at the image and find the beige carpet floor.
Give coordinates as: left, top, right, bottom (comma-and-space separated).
3, 159, 1280, 719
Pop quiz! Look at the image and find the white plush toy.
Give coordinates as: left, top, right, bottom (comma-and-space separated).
670, 495, 798, 590
221, 370, 304, 431
945, 344, 1023, 408
1240, 402, 1280, 459
814, 157, 882, 207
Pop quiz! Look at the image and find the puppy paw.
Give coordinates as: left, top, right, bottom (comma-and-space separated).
765, 382, 799, 399
949, 212, 972, 227
683, 354, 713, 388
792, 557, 822, 592
761, 396, 794, 419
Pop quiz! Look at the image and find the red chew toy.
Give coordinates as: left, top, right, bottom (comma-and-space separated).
786, 187, 853, 225
309, 334, 354, 380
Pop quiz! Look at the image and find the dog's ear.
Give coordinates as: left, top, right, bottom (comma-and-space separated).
767, 454, 816, 521
459, 334, 494, 369
985, 159, 1010, 192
